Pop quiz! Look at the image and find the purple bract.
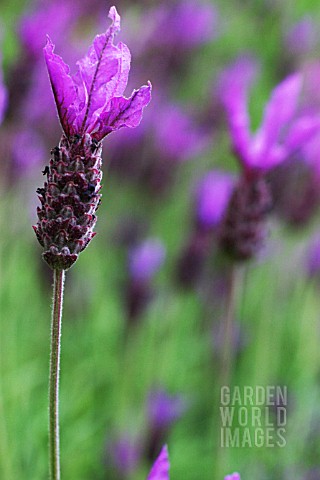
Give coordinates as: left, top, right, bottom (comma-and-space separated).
220, 57, 320, 174
44, 6, 151, 141
147, 445, 170, 480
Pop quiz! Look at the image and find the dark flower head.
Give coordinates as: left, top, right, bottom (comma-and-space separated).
44, 6, 151, 140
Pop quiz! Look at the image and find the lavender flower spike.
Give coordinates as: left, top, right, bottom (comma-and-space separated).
147, 445, 170, 480
224, 474, 241, 480
34, 6, 151, 270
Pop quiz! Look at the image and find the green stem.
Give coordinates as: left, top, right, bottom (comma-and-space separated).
220, 266, 238, 386
49, 269, 65, 480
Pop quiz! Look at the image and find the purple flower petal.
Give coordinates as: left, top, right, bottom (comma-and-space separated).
253, 72, 302, 161
44, 36, 79, 137
76, 8, 131, 133
44, 6, 151, 140
221, 60, 314, 173
147, 445, 170, 480
284, 115, 320, 152
94, 83, 152, 140
219, 57, 258, 167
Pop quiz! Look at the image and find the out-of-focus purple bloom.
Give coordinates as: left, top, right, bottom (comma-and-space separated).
285, 16, 318, 56
145, 389, 187, 462
196, 170, 235, 229
129, 239, 166, 282
12, 129, 46, 172
154, 103, 211, 162
300, 131, 320, 178
0, 53, 7, 123
147, 445, 170, 480
148, 389, 188, 430
145, 1, 218, 50
306, 235, 320, 278
44, 6, 151, 141
19, 2, 75, 57
224, 473, 240, 480
108, 435, 141, 477
220, 58, 320, 174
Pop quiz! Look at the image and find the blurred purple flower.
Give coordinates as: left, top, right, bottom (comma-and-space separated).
108, 435, 141, 477
19, 1, 75, 58
129, 239, 166, 282
302, 61, 320, 114
299, 130, 320, 178
306, 235, 320, 278
196, 170, 235, 229
147, 445, 170, 480
44, 6, 151, 141
148, 389, 188, 430
12, 129, 46, 172
285, 16, 318, 56
146, 0, 218, 50
0, 53, 7, 123
220, 57, 320, 174
224, 474, 240, 480
154, 103, 211, 162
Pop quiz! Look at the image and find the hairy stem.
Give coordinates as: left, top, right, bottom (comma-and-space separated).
49, 269, 65, 480
220, 266, 238, 386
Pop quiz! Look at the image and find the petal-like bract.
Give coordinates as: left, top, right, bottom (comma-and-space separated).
219, 57, 258, 169
253, 73, 302, 161
44, 6, 151, 140
147, 445, 170, 480
95, 83, 152, 140
221, 58, 320, 173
